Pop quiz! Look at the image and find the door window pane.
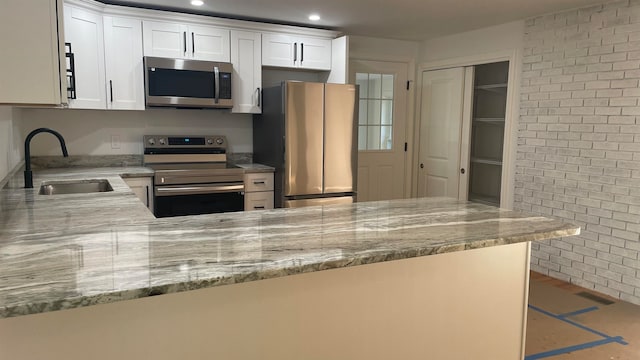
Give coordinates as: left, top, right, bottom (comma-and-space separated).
357, 72, 395, 150
358, 126, 367, 150
367, 126, 381, 150
367, 100, 381, 125
382, 75, 394, 99
356, 73, 368, 99
381, 100, 393, 125
358, 101, 367, 125
368, 74, 382, 98
380, 126, 393, 150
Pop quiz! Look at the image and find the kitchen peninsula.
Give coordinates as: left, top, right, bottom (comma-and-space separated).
0, 167, 579, 360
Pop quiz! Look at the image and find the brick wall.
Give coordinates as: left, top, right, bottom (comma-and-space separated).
517, 0, 640, 304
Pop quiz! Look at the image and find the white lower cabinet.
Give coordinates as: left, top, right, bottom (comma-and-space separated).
244, 172, 274, 211
231, 30, 262, 114
123, 177, 153, 211
64, 4, 106, 109
103, 16, 144, 110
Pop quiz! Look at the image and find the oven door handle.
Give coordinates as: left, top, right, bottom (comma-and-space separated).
155, 183, 244, 196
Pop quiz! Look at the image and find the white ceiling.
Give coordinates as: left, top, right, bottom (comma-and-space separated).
106, 0, 606, 41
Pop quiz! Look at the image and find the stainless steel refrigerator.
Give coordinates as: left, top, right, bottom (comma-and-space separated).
253, 81, 358, 208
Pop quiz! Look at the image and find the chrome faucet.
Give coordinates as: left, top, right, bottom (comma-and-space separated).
24, 128, 69, 188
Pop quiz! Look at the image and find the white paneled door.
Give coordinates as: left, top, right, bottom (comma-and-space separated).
417, 67, 466, 198
351, 60, 408, 202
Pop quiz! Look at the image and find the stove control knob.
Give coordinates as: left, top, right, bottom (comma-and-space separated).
159, 138, 166, 145
215, 138, 224, 145
147, 138, 155, 146
207, 139, 213, 145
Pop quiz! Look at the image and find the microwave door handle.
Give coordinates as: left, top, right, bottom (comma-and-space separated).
214, 66, 220, 104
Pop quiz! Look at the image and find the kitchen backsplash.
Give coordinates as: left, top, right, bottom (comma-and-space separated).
30, 153, 254, 168
18, 107, 253, 156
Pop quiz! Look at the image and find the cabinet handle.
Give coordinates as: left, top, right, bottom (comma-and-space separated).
254, 206, 265, 209
253, 181, 266, 185
109, 80, 113, 103
293, 42, 297, 63
183, 32, 187, 54
300, 43, 304, 63
65, 43, 77, 99
256, 87, 261, 107
460, 168, 466, 174
145, 185, 150, 207
192, 32, 195, 54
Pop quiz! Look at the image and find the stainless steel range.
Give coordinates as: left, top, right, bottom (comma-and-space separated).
144, 135, 245, 217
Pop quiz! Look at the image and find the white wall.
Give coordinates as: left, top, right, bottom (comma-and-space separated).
0, 106, 23, 181
349, 35, 420, 62
19, 108, 252, 156
419, 20, 525, 62
516, 1, 640, 305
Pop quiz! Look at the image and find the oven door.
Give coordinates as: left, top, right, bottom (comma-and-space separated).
154, 182, 244, 218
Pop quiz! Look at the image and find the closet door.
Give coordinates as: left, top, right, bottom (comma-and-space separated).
417, 67, 465, 198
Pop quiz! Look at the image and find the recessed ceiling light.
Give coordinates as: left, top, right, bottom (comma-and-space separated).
309, 14, 321, 21
191, 0, 204, 6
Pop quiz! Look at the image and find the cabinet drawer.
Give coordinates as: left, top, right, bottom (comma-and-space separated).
245, 191, 274, 211
244, 173, 274, 192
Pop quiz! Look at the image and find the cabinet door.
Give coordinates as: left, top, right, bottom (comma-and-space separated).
104, 16, 144, 110
297, 36, 331, 70
231, 30, 262, 114
142, 21, 188, 58
189, 25, 230, 61
124, 177, 153, 210
245, 191, 274, 211
0, 0, 64, 105
64, 5, 106, 109
262, 33, 295, 68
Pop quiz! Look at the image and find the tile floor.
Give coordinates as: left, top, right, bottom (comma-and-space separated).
526, 272, 640, 360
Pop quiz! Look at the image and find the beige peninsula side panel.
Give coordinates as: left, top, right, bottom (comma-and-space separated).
0, 242, 531, 360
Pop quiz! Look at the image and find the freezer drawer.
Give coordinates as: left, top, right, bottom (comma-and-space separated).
283, 196, 354, 208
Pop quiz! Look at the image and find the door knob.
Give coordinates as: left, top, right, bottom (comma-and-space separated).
420, 163, 424, 169
460, 168, 465, 174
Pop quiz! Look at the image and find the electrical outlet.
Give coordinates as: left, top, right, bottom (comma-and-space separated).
111, 135, 121, 149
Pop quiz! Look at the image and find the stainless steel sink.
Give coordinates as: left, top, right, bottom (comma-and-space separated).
38, 179, 113, 195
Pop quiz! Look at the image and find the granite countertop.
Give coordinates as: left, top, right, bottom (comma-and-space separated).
234, 163, 276, 172
0, 167, 580, 319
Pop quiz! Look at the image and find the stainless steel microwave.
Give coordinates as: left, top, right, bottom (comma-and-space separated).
143, 56, 233, 109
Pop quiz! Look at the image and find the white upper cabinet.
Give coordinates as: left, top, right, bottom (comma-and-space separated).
103, 16, 144, 110
231, 30, 262, 114
143, 20, 230, 62
64, 4, 106, 109
0, 0, 66, 106
189, 24, 231, 61
262, 33, 331, 70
